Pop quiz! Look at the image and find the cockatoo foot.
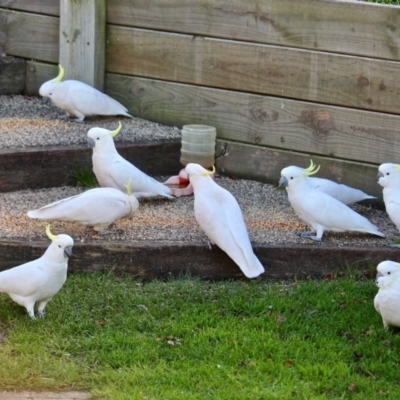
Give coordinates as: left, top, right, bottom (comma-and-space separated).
38, 310, 46, 319
386, 243, 400, 248
297, 231, 314, 237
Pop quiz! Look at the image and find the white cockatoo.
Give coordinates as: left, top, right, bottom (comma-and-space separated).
39, 65, 132, 122
374, 260, 400, 330
0, 225, 73, 319
87, 122, 174, 199
308, 177, 375, 205
186, 163, 265, 279
279, 161, 385, 241
27, 185, 139, 234
377, 163, 400, 236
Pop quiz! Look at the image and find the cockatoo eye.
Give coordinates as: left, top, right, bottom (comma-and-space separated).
58, 245, 61, 248
290, 177, 293, 180
97, 137, 100, 140
386, 172, 390, 175
388, 271, 391, 274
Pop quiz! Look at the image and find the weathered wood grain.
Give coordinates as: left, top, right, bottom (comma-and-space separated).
107, 0, 400, 61
25, 61, 57, 94
215, 139, 383, 202
0, 239, 395, 280
106, 75, 400, 166
106, 26, 400, 114
59, 0, 106, 90
0, 9, 58, 62
0, 0, 59, 16
0, 56, 25, 94
0, 142, 181, 192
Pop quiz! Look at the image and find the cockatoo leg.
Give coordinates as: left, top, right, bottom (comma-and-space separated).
26, 306, 36, 320
72, 111, 85, 123
37, 301, 48, 318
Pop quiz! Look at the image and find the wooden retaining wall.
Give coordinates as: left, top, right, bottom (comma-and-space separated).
1, 0, 400, 195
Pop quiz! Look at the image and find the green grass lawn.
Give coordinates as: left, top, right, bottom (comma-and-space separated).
0, 273, 399, 399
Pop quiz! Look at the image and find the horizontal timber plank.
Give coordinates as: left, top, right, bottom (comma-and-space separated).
107, 0, 400, 61
215, 140, 383, 202
0, 0, 59, 16
0, 239, 396, 280
106, 75, 400, 166
106, 26, 400, 114
0, 142, 181, 192
0, 9, 58, 62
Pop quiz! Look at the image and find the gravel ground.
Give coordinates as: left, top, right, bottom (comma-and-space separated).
0, 95, 397, 248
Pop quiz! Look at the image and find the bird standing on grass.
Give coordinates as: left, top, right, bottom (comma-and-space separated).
374, 260, 400, 330
88, 122, 174, 199
279, 161, 385, 241
186, 163, 265, 279
0, 225, 73, 319
39, 65, 132, 122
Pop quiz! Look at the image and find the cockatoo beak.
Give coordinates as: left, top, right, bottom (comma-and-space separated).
377, 172, 384, 180
42, 97, 50, 104
64, 246, 73, 258
87, 138, 96, 148
278, 177, 288, 188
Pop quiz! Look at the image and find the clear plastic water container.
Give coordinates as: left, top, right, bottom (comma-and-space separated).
180, 125, 216, 168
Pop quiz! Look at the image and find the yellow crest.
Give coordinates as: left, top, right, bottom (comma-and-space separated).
394, 165, 400, 173
46, 224, 57, 241
124, 178, 132, 196
302, 160, 320, 177
52, 65, 65, 84
200, 165, 216, 176
110, 122, 122, 138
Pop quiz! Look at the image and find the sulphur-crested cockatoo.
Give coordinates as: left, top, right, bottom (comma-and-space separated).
88, 122, 174, 199
374, 260, 400, 330
309, 177, 375, 205
0, 225, 73, 319
39, 65, 132, 122
377, 163, 400, 235
186, 163, 265, 279
27, 185, 139, 234
279, 160, 385, 241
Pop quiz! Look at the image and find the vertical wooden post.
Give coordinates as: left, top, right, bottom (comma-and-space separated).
59, 0, 106, 90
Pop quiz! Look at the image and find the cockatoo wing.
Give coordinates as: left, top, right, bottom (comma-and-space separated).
385, 198, 400, 230
27, 188, 136, 225
291, 189, 384, 235
0, 260, 46, 297
103, 158, 173, 199
309, 177, 375, 205
194, 184, 264, 278
63, 81, 131, 117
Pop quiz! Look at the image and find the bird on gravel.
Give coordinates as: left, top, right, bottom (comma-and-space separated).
186, 163, 265, 279
377, 163, 400, 246
308, 176, 376, 205
87, 122, 175, 199
374, 260, 400, 330
39, 65, 132, 122
279, 160, 385, 241
27, 185, 139, 234
0, 225, 73, 319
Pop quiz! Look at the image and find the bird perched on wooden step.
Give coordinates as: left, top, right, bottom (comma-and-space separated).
279, 160, 385, 241
377, 163, 400, 245
27, 185, 139, 234
39, 64, 132, 122
186, 163, 265, 279
0, 225, 73, 319
374, 260, 400, 330
88, 122, 174, 199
